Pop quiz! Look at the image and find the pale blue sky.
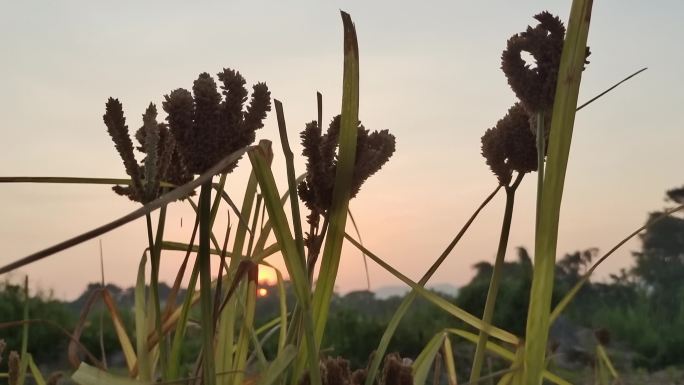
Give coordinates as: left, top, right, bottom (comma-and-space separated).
1, 1, 683, 299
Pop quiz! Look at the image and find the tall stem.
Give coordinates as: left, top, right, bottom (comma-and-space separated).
535, 112, 545, 234
469, 175, 521, 383
199, 181, 216, 385
146, 205, 168, 379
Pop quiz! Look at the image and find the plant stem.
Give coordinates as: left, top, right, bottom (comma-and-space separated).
535, 112, 545, 234
146, 205, 168, 380
469, 174, 522, 383
199, 181, 216, 385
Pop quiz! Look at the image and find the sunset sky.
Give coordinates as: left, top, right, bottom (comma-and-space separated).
1, 1, 683, 299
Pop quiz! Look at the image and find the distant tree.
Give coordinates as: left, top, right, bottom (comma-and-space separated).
631, 191, 684, 315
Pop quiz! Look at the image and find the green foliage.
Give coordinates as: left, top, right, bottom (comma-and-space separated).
0, 280, 72, 364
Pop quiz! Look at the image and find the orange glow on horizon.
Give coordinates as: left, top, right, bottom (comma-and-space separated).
257, 266, 277, 285
258, 288, 269, 297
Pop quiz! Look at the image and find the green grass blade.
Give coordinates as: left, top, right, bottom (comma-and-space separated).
135, 252, 151, 381
0, 147, 249, 275
345, 234, 519, 344
198, 181, 217, 385
576, 67, 647, 111
274, 100, 306, 261
216, 141, 268, 385
442, 337, 457, 385
596, 345, 619, 380
231, 265, 259, 385
0, 176, 131, 185
168, 255, 200, 379
364, 186, 501, 385
26, 354, 46, 385
72, 363, 149, 385
255, 345, 297, 385
248, 145, 321, 385
470, 185, 519, 383
550, 203, 684, 322
101, 290, 137, 373
311, 10, 360, 346
134, 253, 152, 381
523, 1, 593, 384
17, 277, 29, 385
412, 332, 446, 385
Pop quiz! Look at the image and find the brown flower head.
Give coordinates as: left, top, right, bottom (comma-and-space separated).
297, 115, 396, 225
481, 103, 538, 185
8, 351, 19, 385
103, 100, 191, 202
501, 12, 566, 115
162, 69, 271, 175
380, 353, 413, 385
502, 12, 590, 116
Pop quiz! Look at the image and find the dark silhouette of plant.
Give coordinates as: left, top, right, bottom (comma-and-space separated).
480, 103, 538, 186
162, 69, 271, 175
103, 100, 191, 203
298, 115, 395, 256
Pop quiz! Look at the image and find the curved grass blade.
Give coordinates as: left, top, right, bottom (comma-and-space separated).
550, 203, 684, 322
364, 186, 501, 385
254, 345, 297, 385
348, 209, 371, 290
412, 332, 447, 385
135, 253, 151, 381
576, 67, 647, 111
248, 145, 321, 385
442, 336, 457, 385
102, 289, 137, 373
0, 147, 249, 275
0, 319, 103, 368
443, 329, 569, 385
345, 234, 519, 344
26, 354, 46, 385
274, 99, 306, 261
72, 363, 149, 385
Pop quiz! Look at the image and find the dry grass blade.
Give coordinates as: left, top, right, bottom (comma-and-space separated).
101, 290, 137, 372
0, 147, 249, 275
67, 288, 109, 370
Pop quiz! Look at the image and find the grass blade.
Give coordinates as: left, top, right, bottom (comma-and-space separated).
550, 203, 684, 322
345, 234, 519, 344
274, 100, 306, 261
364, 186, 501, 385
26, 354, 46, 385
101, 290, 137, 373
135, 253, 151, 381
72, 363, 149, 385
0, 147, 249, 275
311, 10, 360, 347
248, 145, 321, 385
524, 1, 593, 383
412, 332, 446, 385
17, 277, 29, 385
254, 345, 297, 385
442, 337, 457, 385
